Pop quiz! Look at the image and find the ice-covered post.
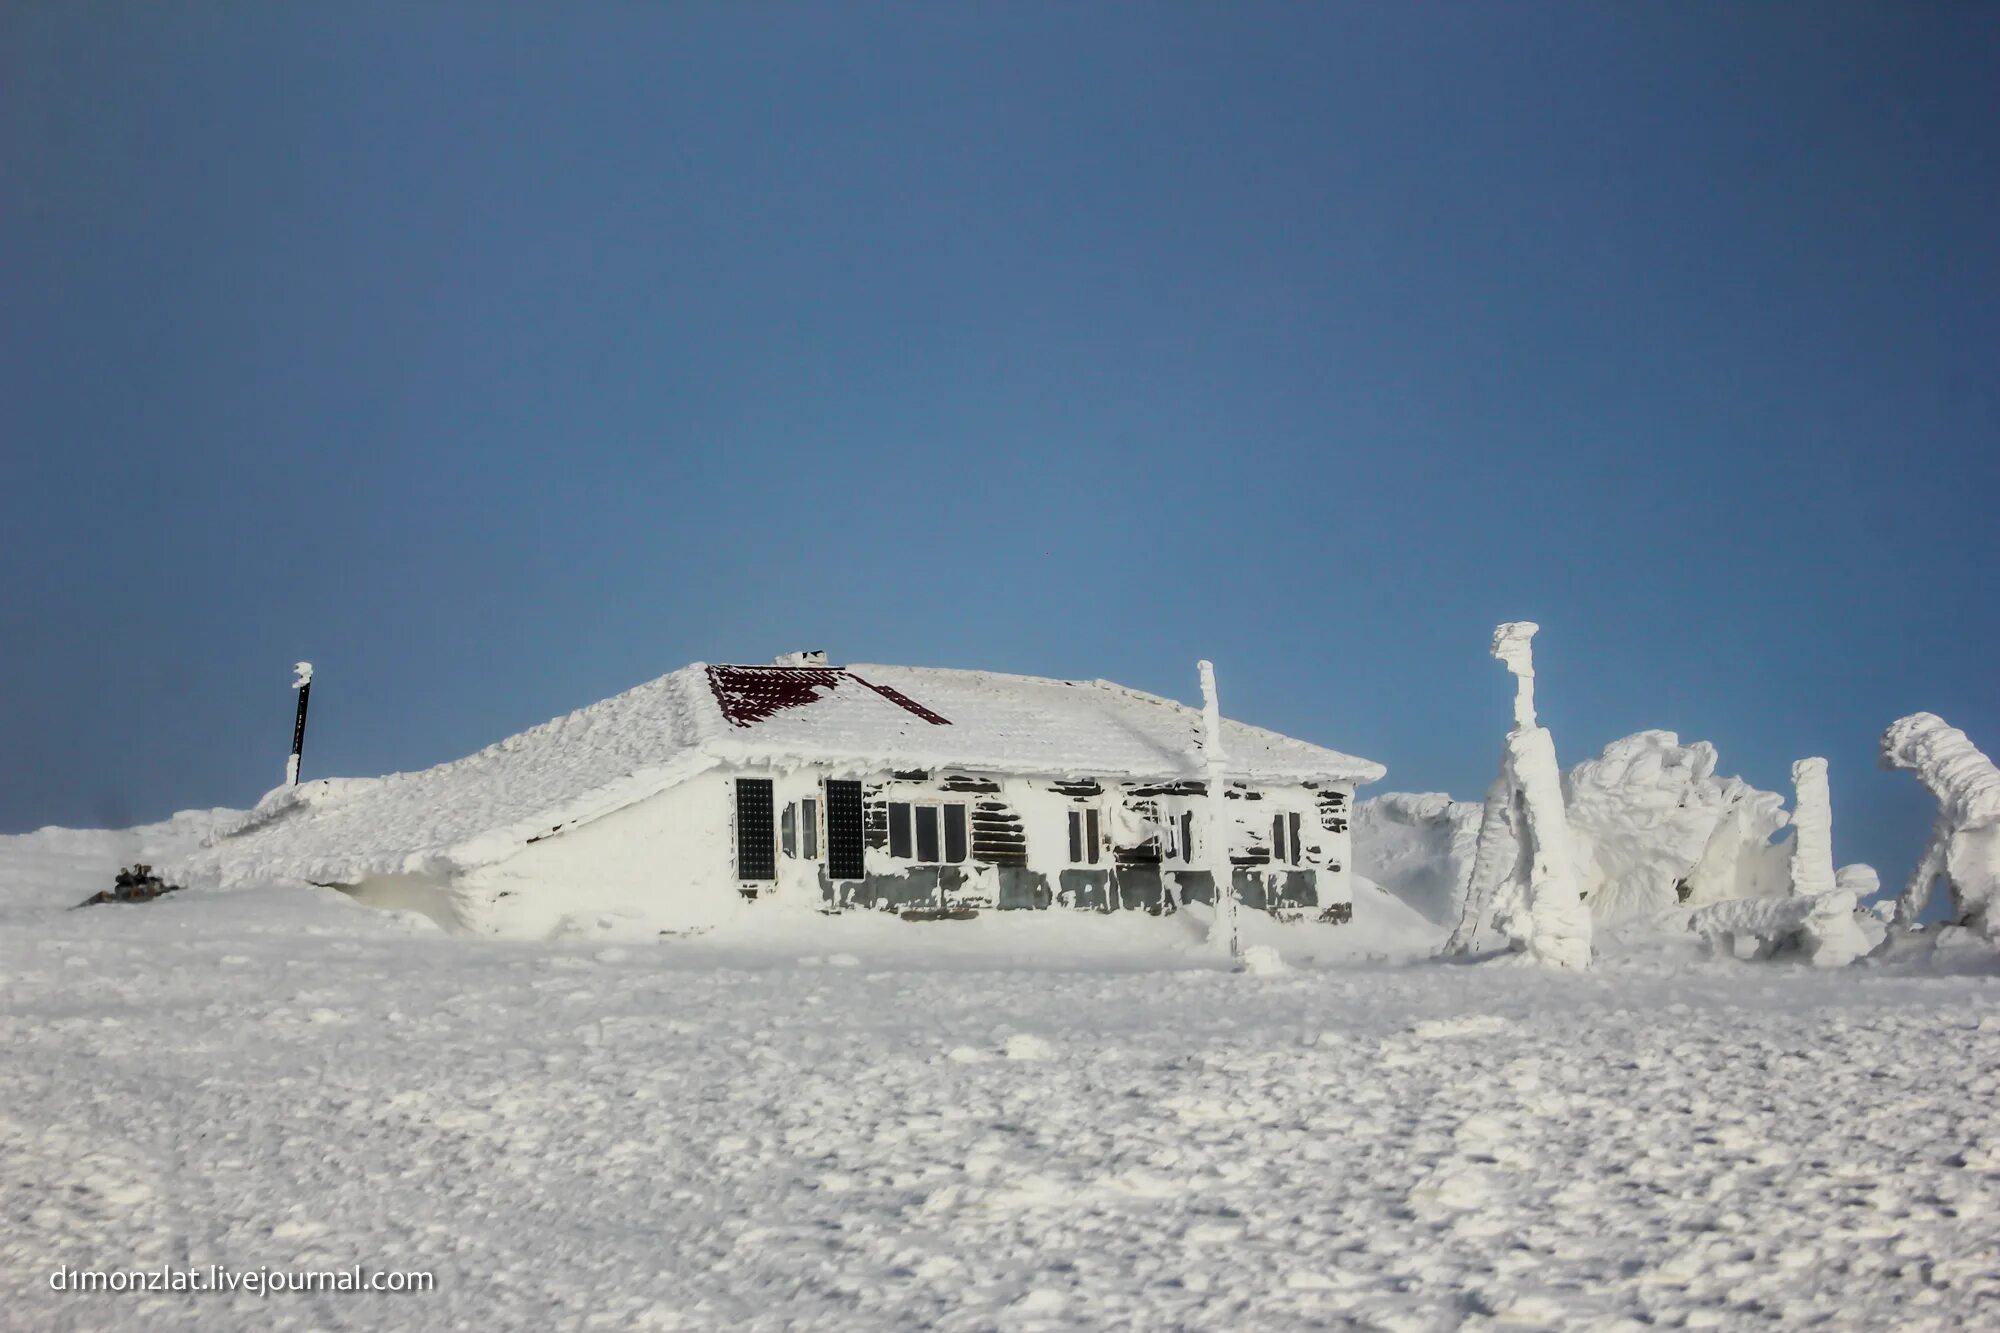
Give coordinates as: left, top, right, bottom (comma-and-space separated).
286, 661, 314, 786
1494, 624, 1590, 968
1198, 659, 1240, 959
1493, 622, 1537, 730
1788, 758, 1837, 898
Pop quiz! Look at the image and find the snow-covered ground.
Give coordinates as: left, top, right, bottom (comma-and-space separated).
6, 824, 2000, 1329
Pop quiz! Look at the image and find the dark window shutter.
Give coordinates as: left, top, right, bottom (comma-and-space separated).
825, 781, 865, 880
1067, 811, 1083, 864
915, 805, 941, 863
1289, 812, 1303, 866
1085, 809, 1101, 865
735, 779, 775, 881
943, 804, 968, 864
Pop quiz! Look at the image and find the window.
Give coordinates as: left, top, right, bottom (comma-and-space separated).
887, 801, 967, 864
825, 781, 865, 880
1067, 808, 1102, 865
735, 779, 775, 881
781, 798, 822, 860
943, 804, 967, 864
1272, 811, 1303, 867
1180, 811, 1195, 863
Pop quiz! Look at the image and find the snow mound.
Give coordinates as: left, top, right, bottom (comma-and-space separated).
1352, 793, 1482, 926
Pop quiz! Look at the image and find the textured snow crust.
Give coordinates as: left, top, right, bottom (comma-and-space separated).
6, 823, 2000, 1330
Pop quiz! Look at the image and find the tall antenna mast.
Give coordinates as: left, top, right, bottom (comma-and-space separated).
287, 661, 314, 785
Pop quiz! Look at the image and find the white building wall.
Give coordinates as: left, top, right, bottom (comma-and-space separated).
454, 775, 744, 937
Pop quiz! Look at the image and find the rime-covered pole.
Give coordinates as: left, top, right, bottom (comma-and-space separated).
1492, 624, 1589, 968
1788, 758, 1837, 898
286, 661, 314, 786
1198, 659, 1239, 959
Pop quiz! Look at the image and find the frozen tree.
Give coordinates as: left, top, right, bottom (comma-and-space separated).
1445, 623, 1591, 968
1881, 713, 2000, 936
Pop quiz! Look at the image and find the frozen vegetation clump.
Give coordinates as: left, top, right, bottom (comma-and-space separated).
1377, 732, 1803, 948
1882, 712, 2000, 937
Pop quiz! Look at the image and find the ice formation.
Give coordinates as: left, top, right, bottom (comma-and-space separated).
1197, 659, 1240, 959
1881, 713, 2000, 936
1445, 623, 1590, 968
1569, 733, 1788, 917
1787, 758, 1837, 899
1368, 731, 1805, 938
1351, 793, 1483, 926
1679, 776, 1792, 906
1687, 888, 1870, 967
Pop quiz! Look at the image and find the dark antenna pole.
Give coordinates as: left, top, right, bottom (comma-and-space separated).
287, 661, 314, 785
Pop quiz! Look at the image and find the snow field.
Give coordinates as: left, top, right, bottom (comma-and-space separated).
5, 861, 2000, 1330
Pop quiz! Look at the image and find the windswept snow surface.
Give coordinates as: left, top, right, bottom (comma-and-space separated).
7, 826, 2000, 1329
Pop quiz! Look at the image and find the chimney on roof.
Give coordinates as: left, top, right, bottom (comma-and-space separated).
773, 650, 830, 667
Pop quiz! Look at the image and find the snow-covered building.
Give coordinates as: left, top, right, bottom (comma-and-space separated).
191, 656, 1385, 936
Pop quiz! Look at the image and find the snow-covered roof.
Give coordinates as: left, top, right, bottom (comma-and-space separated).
195, 661, 1384, 885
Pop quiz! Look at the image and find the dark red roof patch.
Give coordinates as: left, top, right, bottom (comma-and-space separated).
706, 665, 845, 727
849, 675, 952, 726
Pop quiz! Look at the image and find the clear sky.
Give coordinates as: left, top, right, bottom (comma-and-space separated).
4, 3, 1995, 895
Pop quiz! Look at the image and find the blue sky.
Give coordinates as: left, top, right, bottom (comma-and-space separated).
3, 3, 1996, 892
